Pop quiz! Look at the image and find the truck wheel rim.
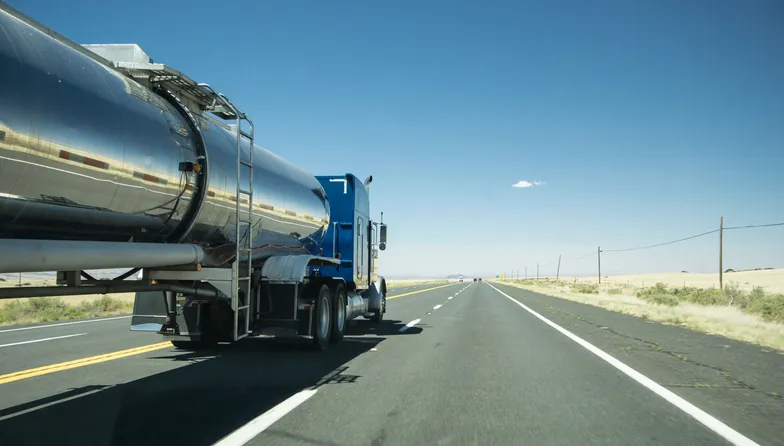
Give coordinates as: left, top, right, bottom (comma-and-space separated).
337, 293, 346, 332
319, 295, 330, 339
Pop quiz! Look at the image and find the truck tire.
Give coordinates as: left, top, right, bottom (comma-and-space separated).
170, 338, 217, 350
312, 284, 332, 351
170, 327, 219, 350
330, 283, 346, 344
369, 297, 385, 323
170, 302, 221, 350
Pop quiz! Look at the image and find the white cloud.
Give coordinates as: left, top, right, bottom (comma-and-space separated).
512, 180, 545, 188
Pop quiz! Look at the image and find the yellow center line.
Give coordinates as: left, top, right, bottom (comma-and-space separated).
0, 341, 172, 385
387, 283, 458, 300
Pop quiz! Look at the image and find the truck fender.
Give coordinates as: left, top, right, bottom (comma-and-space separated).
261, 255, 339, 282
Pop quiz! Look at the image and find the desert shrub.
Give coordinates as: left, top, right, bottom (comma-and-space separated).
632, 281, 784, 321
571, 283, 599, 294
674, 286, 729, 306
741, 289, 784, 323
0, 296, 132, 325
78, 295, 128, 313
636, 283, 679, 306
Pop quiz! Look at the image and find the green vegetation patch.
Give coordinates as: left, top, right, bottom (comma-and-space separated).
0, 296, 133, 325
635, 282, 784, 323
571, 283, 599, 294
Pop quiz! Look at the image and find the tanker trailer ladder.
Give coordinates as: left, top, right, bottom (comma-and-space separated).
197, 84, 255, 341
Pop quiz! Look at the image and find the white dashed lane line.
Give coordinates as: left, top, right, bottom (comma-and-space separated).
398, 319, 422, 333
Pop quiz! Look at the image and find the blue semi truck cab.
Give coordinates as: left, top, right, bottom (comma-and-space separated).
317, 174, 383, 289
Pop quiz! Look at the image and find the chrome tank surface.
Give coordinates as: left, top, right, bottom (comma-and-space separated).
0, 8, 329, 264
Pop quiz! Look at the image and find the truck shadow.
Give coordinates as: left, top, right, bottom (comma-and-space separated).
0, 321, 426, 446
345, 318, 424, 336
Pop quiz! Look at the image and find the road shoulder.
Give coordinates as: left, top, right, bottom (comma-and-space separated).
492, 282, 784, 446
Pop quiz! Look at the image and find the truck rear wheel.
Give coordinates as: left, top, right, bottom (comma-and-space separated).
312, 284, 331, 350
170, 301, 221, 350
170, 338, 217, 350
330, 283, 346, 344
369, 297, 385, 323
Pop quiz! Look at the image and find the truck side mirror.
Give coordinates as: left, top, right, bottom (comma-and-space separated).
379, 224, 387, 251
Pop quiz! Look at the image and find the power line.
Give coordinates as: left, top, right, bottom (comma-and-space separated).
574, 251, 596, 260
602, 229, 719, 253
506, 220, 783, 279
725, 222, 784, 230
602, 220, 784, 253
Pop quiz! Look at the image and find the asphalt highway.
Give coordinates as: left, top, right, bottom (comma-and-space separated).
0, 281, 781, 446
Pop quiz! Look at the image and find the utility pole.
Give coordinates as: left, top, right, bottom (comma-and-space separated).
524, 267, 527, 279
556, 255, 562, 281
719, 216, 724, 290
597, 246, 602, 284
536, 262, 539, 281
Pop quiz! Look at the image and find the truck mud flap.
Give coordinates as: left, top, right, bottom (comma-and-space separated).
361, 280, 385, 312
130, 291, 167, 332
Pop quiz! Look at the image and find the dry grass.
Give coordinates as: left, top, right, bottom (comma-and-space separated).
387, 279, 446, 289
496, 275, 784, 351
564, 269, 784, 294
0, 279, 135, 307
0, 295, 134, 326
0, 278, 135, 325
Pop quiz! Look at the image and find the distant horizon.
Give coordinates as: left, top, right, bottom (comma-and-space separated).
3, 266, 782, 284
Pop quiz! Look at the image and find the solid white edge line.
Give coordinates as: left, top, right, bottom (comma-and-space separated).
399, 318, 421, 333
0, 333, 87, 348
213, 389, 318, 446
433, 304, 442, 310
486, 283, 759, 446
0, 315, 131, 333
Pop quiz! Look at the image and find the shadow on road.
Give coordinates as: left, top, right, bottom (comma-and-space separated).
0, 319, 425, 446
346, 318, 423, 336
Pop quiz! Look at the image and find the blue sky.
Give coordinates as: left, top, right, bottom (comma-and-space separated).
10, 0, 783, 278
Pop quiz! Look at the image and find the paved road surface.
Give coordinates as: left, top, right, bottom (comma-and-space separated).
0, 281, 782, 445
